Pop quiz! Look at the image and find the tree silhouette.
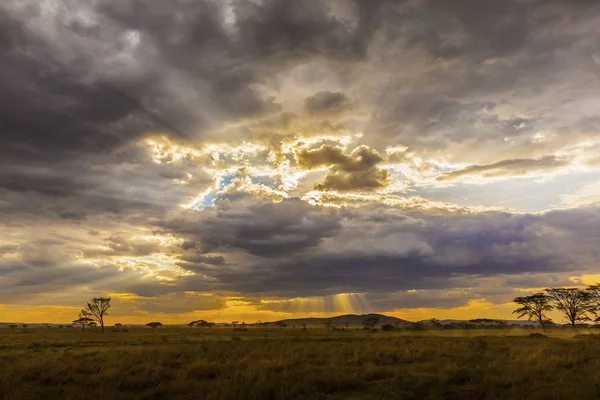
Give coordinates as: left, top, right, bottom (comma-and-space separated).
72, 317, 94, 331
586, 284, 600, 312
323, 320, 333, 331
146, 322, 162, 331
546, 288, 595, 327
8, 324, 17, 332
512, 293, 554, 332
362, 317, 380, 329
21, 324, 28, 333
114, 323, 123, 332
274, 321, 287, 329
80, 297, 111, 333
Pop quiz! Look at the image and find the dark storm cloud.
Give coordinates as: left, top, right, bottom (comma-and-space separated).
171, 203, 600, 297
437, 155, 570, 181
167, 198, 342, 257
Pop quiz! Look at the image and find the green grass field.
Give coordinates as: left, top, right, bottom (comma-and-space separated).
2, 327, 600, 400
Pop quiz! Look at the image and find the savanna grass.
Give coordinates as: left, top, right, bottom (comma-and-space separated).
1, 327, 600, 399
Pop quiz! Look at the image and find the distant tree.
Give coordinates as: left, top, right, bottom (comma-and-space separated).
302, 323, 307, 331
323, 320, 333, 331
429, 318, 442, 329
274, 321, 287, 329
546, 288, 595, 327
362, 317, 380, 329
114, 323, 123, 332
58, 325, 64, 329
21, 324, 28, 333
512, 293, 554, 332
469, 318, 508, 328
89, 322, 97, 331
8, 324, 17, 332
72, 317, 94, 331
146, 322, 162, 331
80, 297, 111, 333
381, 324, 395, 332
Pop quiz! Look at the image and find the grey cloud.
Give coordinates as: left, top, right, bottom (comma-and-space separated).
304, 91, 353, 114
437, 156, 570, 181
178, 203, 599, 298
166, 198, 342, 257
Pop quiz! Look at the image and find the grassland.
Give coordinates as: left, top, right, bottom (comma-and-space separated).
2, 326, 600, 400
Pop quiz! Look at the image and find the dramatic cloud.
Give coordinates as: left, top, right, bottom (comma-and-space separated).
437, 156, 570, 181
297, 145, 390, 191
304, 91, 353, 115
2, 0, 600, 322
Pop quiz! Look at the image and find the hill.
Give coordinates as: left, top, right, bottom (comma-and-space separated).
275, 313, 412, 326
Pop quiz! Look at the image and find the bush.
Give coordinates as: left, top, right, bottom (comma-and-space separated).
380, 324, 395, 332
528, 333, 547, 338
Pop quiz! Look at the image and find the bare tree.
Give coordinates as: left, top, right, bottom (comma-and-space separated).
72, 317, 94, 331
80, 297, 111, 333
546, 288, 595, 327
512, 293, 554, 332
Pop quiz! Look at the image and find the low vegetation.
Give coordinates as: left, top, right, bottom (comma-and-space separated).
3, 326, 600, 400
3, 288, 600, 399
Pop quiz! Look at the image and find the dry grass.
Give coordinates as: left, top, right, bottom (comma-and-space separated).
1, 327, 600, 399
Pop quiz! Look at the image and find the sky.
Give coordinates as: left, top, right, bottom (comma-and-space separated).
1, 0, 600, 324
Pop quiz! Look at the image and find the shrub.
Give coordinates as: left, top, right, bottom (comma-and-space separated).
528, 333, 547, 338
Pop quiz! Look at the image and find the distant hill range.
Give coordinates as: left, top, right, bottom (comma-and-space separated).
1, 316, 541, 328
418, 319, 540, 326
274, 313, 412, 326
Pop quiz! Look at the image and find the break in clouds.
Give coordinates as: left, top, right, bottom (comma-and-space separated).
1, 0, 600, 319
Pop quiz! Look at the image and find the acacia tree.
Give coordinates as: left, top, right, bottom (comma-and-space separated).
80, 297, 111, 333
585, 284, 600, 323
72, 317, 94, 331
8, 324, 17, 332
546, 288, 595, 327
512, 293, 554, 332
114, 323, 123, 332
146, 322, 162, 331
